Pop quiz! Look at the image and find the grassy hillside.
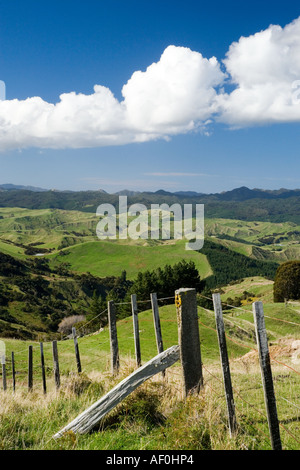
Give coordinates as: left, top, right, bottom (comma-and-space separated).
205, 218, 300, 262
50, 240, 213, 279
1, 207, 296, 281
0, 207, 291, 340
1, 284, 299, 450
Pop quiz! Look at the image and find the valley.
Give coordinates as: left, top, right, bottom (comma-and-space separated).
0, 188, 300, 450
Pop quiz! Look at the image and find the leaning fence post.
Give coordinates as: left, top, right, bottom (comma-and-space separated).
72, 327, 82, 374
52, 341, 61, 390
131, 294, 141, 368
40, 343, 47, 395
108, 300, 120, 376
175, 288, 203, 396
213, 293, 237, 437
252, 301, 282, 450
11, 352, 16, 392
1, 353, 7, 392
151, 293, 165, 378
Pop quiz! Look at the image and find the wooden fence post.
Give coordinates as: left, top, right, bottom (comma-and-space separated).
108, 301, 120, 376
252, 301, 282, 450
175, 288, 203, 396
72, 327, 82, 374
52, 341, 61, 390
28, 346, 33, 392
151, 293, 164, 354
151, 293, 165, 378
11, 352, 16, 392
40, 343, 47, 395
131, 294, 141, 368
212, 293, 237, 437
1, 354, 7, 392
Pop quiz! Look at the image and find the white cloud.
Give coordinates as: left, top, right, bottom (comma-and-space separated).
217, 16, 300, 126
0, 46, 225, 151
122, 45, 225, 138
0, 18, 300, 152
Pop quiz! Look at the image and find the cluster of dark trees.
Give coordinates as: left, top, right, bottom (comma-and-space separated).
200, 240, 279, 289
273, 261, 300, 302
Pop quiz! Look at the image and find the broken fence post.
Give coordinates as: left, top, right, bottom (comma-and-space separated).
175, 287, 203, 396
53, 345, 180, 438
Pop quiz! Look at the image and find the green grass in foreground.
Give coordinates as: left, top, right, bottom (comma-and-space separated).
1, 299, 299, 450
0, 362, 299, 450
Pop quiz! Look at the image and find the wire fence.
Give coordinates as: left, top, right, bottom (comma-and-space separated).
1, 289, 299, 450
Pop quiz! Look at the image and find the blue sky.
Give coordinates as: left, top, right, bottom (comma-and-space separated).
0, 0, 300, 193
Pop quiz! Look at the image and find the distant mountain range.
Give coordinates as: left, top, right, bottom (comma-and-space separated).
1, 183, 300, 201
1, 184, 300, 223
0, 184, 49, 192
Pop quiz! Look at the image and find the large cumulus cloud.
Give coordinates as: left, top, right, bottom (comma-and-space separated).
0, 17, 300, 151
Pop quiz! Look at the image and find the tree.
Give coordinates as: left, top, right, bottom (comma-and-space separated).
130, 259, 204, 301
87, 290, 107, 328
273, 261, 300, 302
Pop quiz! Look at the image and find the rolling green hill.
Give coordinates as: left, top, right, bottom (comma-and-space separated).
1, 207, 297, 279
49, 240, 213, 279
1, 205, 299, 341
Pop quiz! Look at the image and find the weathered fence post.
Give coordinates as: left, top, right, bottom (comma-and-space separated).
212, 293, 237, 437
1, 354, 7, 392
72, 327, 82, 374
151, 293, 165, 377
52, 341, 60, 390
252, 301, 282, 451
40, 343, 47, 395
131, 294, 141, 368
151, 293, 164, 354
53, 345, 180, 438
175, 288, 203, 396
108, 300, 120, 376
11, 352, 16, 392
28, 346, 33, 392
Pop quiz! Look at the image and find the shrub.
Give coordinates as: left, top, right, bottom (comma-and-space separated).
58, 315, 86, 335
273, 261, 300, 302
